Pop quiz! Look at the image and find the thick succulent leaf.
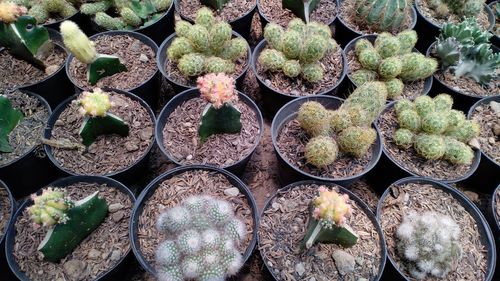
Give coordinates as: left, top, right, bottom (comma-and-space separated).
79, 113, 129, 146
87, 54, 127, 85
0, 96, 23, 153
198, 103, 242, 142
282, 0, 320, 23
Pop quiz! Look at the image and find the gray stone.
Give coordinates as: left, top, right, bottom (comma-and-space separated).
87, 249, 101, 259
63, 260, 87, 280
489, 137, 496, 144
108, 203, 124, 213
490, 101, 500, 115
469, 138, 481, 150
224, 187, 240, 197
332, 250, 356, 275
110, 250, 121, 261
139, 53, 149, 63
494, 124, 500, 136
125, 142, 139, 152
112, 211, 125, 222
295, 262, 306, 277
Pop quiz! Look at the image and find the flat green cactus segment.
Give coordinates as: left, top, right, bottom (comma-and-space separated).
79, 113, 130, 147
282, 0, 320, 23
0, 15, 51, 69
198, 103, 242, 142
200, 0, 230, 11
87, 54, 127, 85
38, 191, 109, 262
0, 96, 24, 153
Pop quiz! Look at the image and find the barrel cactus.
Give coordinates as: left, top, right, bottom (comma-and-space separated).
353, 0, 413, 32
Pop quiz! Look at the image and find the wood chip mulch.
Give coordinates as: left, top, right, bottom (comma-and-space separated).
416, 0, 491, 29
377, 106, 475, 181
435, 70, 499, 97
13, 183, 133, 281
0, 186, 11, 239
347, 180, 380, 214
69, 35, 157, 90
258, 0, 337, 27
470, 102, 500, 163
259, 183, 382, 280
162, 97, 261, 167
178, 0, 256, 22
50, 91, 154, 175
379, 182, 489, 281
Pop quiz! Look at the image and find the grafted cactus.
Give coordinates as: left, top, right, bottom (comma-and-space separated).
28, 187, 73, 227
0, 95, 24, 153
353, 0, 413, 32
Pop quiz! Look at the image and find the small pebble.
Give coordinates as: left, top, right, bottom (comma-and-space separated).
488, 137, 495, 144
110, 250, 121, 261
295, 262, 305, 277
490, 101, 500, 115
224, 187, 240, 197
112, 211, 125, 222
469, 138, 481, 150
139, 53, 148, 62
63, 260, 87, 280
87, 249, 101, 259
125, 142, 139, 152
108, 203, 124, 213
494, 124, 500, 136
186, 155, 193, 160
332, 250, 356, 275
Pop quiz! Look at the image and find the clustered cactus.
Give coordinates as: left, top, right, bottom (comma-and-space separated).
353, 0, 413, 32
351, 30, 438, 99
258, 18, 337, 83
392, 94, 480, 165
81, 0, 172, 30
426, 0, 485, 19
7, 0, 79, 24
167, 7, 248, 78
27, 187, 73, 227
297, 81, 387, 168
434, 18, 499, 86
154, 195, 246, 281
396, 211, 462, 279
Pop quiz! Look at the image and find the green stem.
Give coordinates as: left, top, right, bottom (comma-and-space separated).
305, 221, 322, 249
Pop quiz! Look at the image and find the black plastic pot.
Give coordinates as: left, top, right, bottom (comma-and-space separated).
343, 34, 433, 101
43, 89, 156, 187
426, 42, 500, 112
252, 39, 347, 117
258, 179, 387, 280
489, 185, 500, 281
376, 177, 497, 281
0, 180, 16, 280
271, 95, 383, 187
88, 2, 175, 45
0, 91, 63, 199
157, 31, 252, 95
174, 0, 256, 40
130, 165, 259, 276
370, 102, 481, 190
488, 2, 500, 47
155, 88, 264, 176
65, 30, 160, 110
415, 1, 496, 53
333, 0, 417, 48
43, 11, 93, 35
5, 175, 136, 281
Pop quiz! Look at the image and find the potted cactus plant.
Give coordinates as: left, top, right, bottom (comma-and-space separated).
344, 31, 436, 101
0, 180, 16, 279
427, 18, 499, 111
43, 88, 155, 185
130, 165, 258, 279
0, 2, 72, 107
377, 177, 496, 281
259, 181, 387, 280
157, 7, 251, 94
62, 20, 160, 107
489, 1, 500, 45
80, 0, 175, 44
155, 73, 263, 176
271, 81, 386, 186
5, 175, 135, 280
257, 0, 338, 28
252, 18, 346, 115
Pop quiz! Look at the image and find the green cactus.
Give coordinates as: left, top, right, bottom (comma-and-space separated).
329, 109, 352, 133
443, 137, 475, 165
219, 38, 247, 61
414, 134, 446, 160
282, 0, 320, 23
394, 99, 415, 116
0, 95, 24, 153
167, 37, 194, 62
13, 0, 79, 25
428, 0, 485, 18
353, 0, 412, 32
175, 20, 192, 38
378, 57, 403, 79
374, 32, 401, 59
81, 1, 113, 15
209, 22, 232, 52
281, 30, 302, 59
396, 29, 418, 54
187, 25, 210, 53
354, 38, 373, 56
302, 63, 324, 82
195, 7, 215, 29
421, 111, 449, 134
399, 53, 438, 81
120, 7, 142, 26
337, 126, 377, 158
358, 48, 382, 71
433, 93, 454, 111
393, 128, 414, 149
287, 18, 306, 33
258, 49, 286, 72
203, 57, 235, 74
414, 95, 435, 116
446, 109, 466, 128
351, 69, 378, 85
297, 101, 330, 137
94, 11, 125, 30
346, 105, 370, 127
342, 81, 388, 124
263, 23, 284, 51
397, 109, 421, 132
445, 119, 480, 143
283, 60, 302, 78
178, 53, 205, 77
305, 136, 339, 167
299, 34, 328, 64
384, 78, 404, 99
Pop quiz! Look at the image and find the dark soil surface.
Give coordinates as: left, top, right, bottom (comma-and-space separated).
0, 186, 11, 239
259, 0, 337, 27
178, 0, 256, 22
470, 101, 500, 164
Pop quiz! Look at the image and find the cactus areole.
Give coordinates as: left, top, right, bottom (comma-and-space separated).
282, 0, 320, 23
0, 95, 24, 153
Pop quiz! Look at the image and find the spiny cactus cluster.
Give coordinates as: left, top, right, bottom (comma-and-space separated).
351, 30, 438, 99
392, 94, 480, 165
435, 18, 499, 86
258, 18, 337, 83
167, 7, 248, 78
297, 81, 386, 168
396, 211, 462, 279
81, 0, 172, 30
8, 0, 79, 24
353, 0, 413, 32
155, 195, 246, 281
27, 187, 74, 227
197, 73, 237, 109
76, 88, 112, 117
427, 0, 485, 19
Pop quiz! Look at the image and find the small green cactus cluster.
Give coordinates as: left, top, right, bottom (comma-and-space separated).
427, 0, 485, 19
7, 0, 79, 24
27, 187, 74, 227
155, 195, 246, 281
297, 81, 386, 168
353, 0, 413, 32
80, 0, 172, 30
258, 18, 338, 83
166, 7, 248, 78
435, 18, 499, 86
351, 31, 438, 100
396, 211, 462, 279
392, 94, 479, 165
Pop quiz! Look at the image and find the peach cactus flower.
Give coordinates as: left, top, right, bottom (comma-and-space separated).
0, 2, 27, 23
197, 73, 237, 109
312, 186, 352, 225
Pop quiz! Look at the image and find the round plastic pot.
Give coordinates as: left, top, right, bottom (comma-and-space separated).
415, 1, 495, 53
343, 34, 433, 101
5, 175, 136, 281
333, 0, 417, 48
0, 91, 63, 199
371, 102, 481, 189
258, 179, 387, 280
271, 95, 383, 187
489, 184, 500, 281
88, 3, 175, 45
155, 89, 264, 176
426, 42, 500, 112
174, 0, 256, 40
43, 11, 93, 35
130, 165, 259, 276
489, 2, 500, 46
252, 39, 347, 117
0, 180, 16, 280
157, 31, 251, 95
43, 89, 156, 187
376, 176, 497, 281
65, 30, 160, 110
13, 28, 74, 109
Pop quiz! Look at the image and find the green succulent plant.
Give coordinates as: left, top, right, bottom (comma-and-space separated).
8, 0, 78, 25
305, 136, 339, 167
297, 101, 330, 137
393, 128, 414, 149
353, 0, 413, 32
337, 126, 377, 158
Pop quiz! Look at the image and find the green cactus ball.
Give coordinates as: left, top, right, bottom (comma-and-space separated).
297, 101, 330, 137
414, 134, 446, 160
337, 126, 377, 158
305, 136, 339, 167
393, 128, 414, 149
